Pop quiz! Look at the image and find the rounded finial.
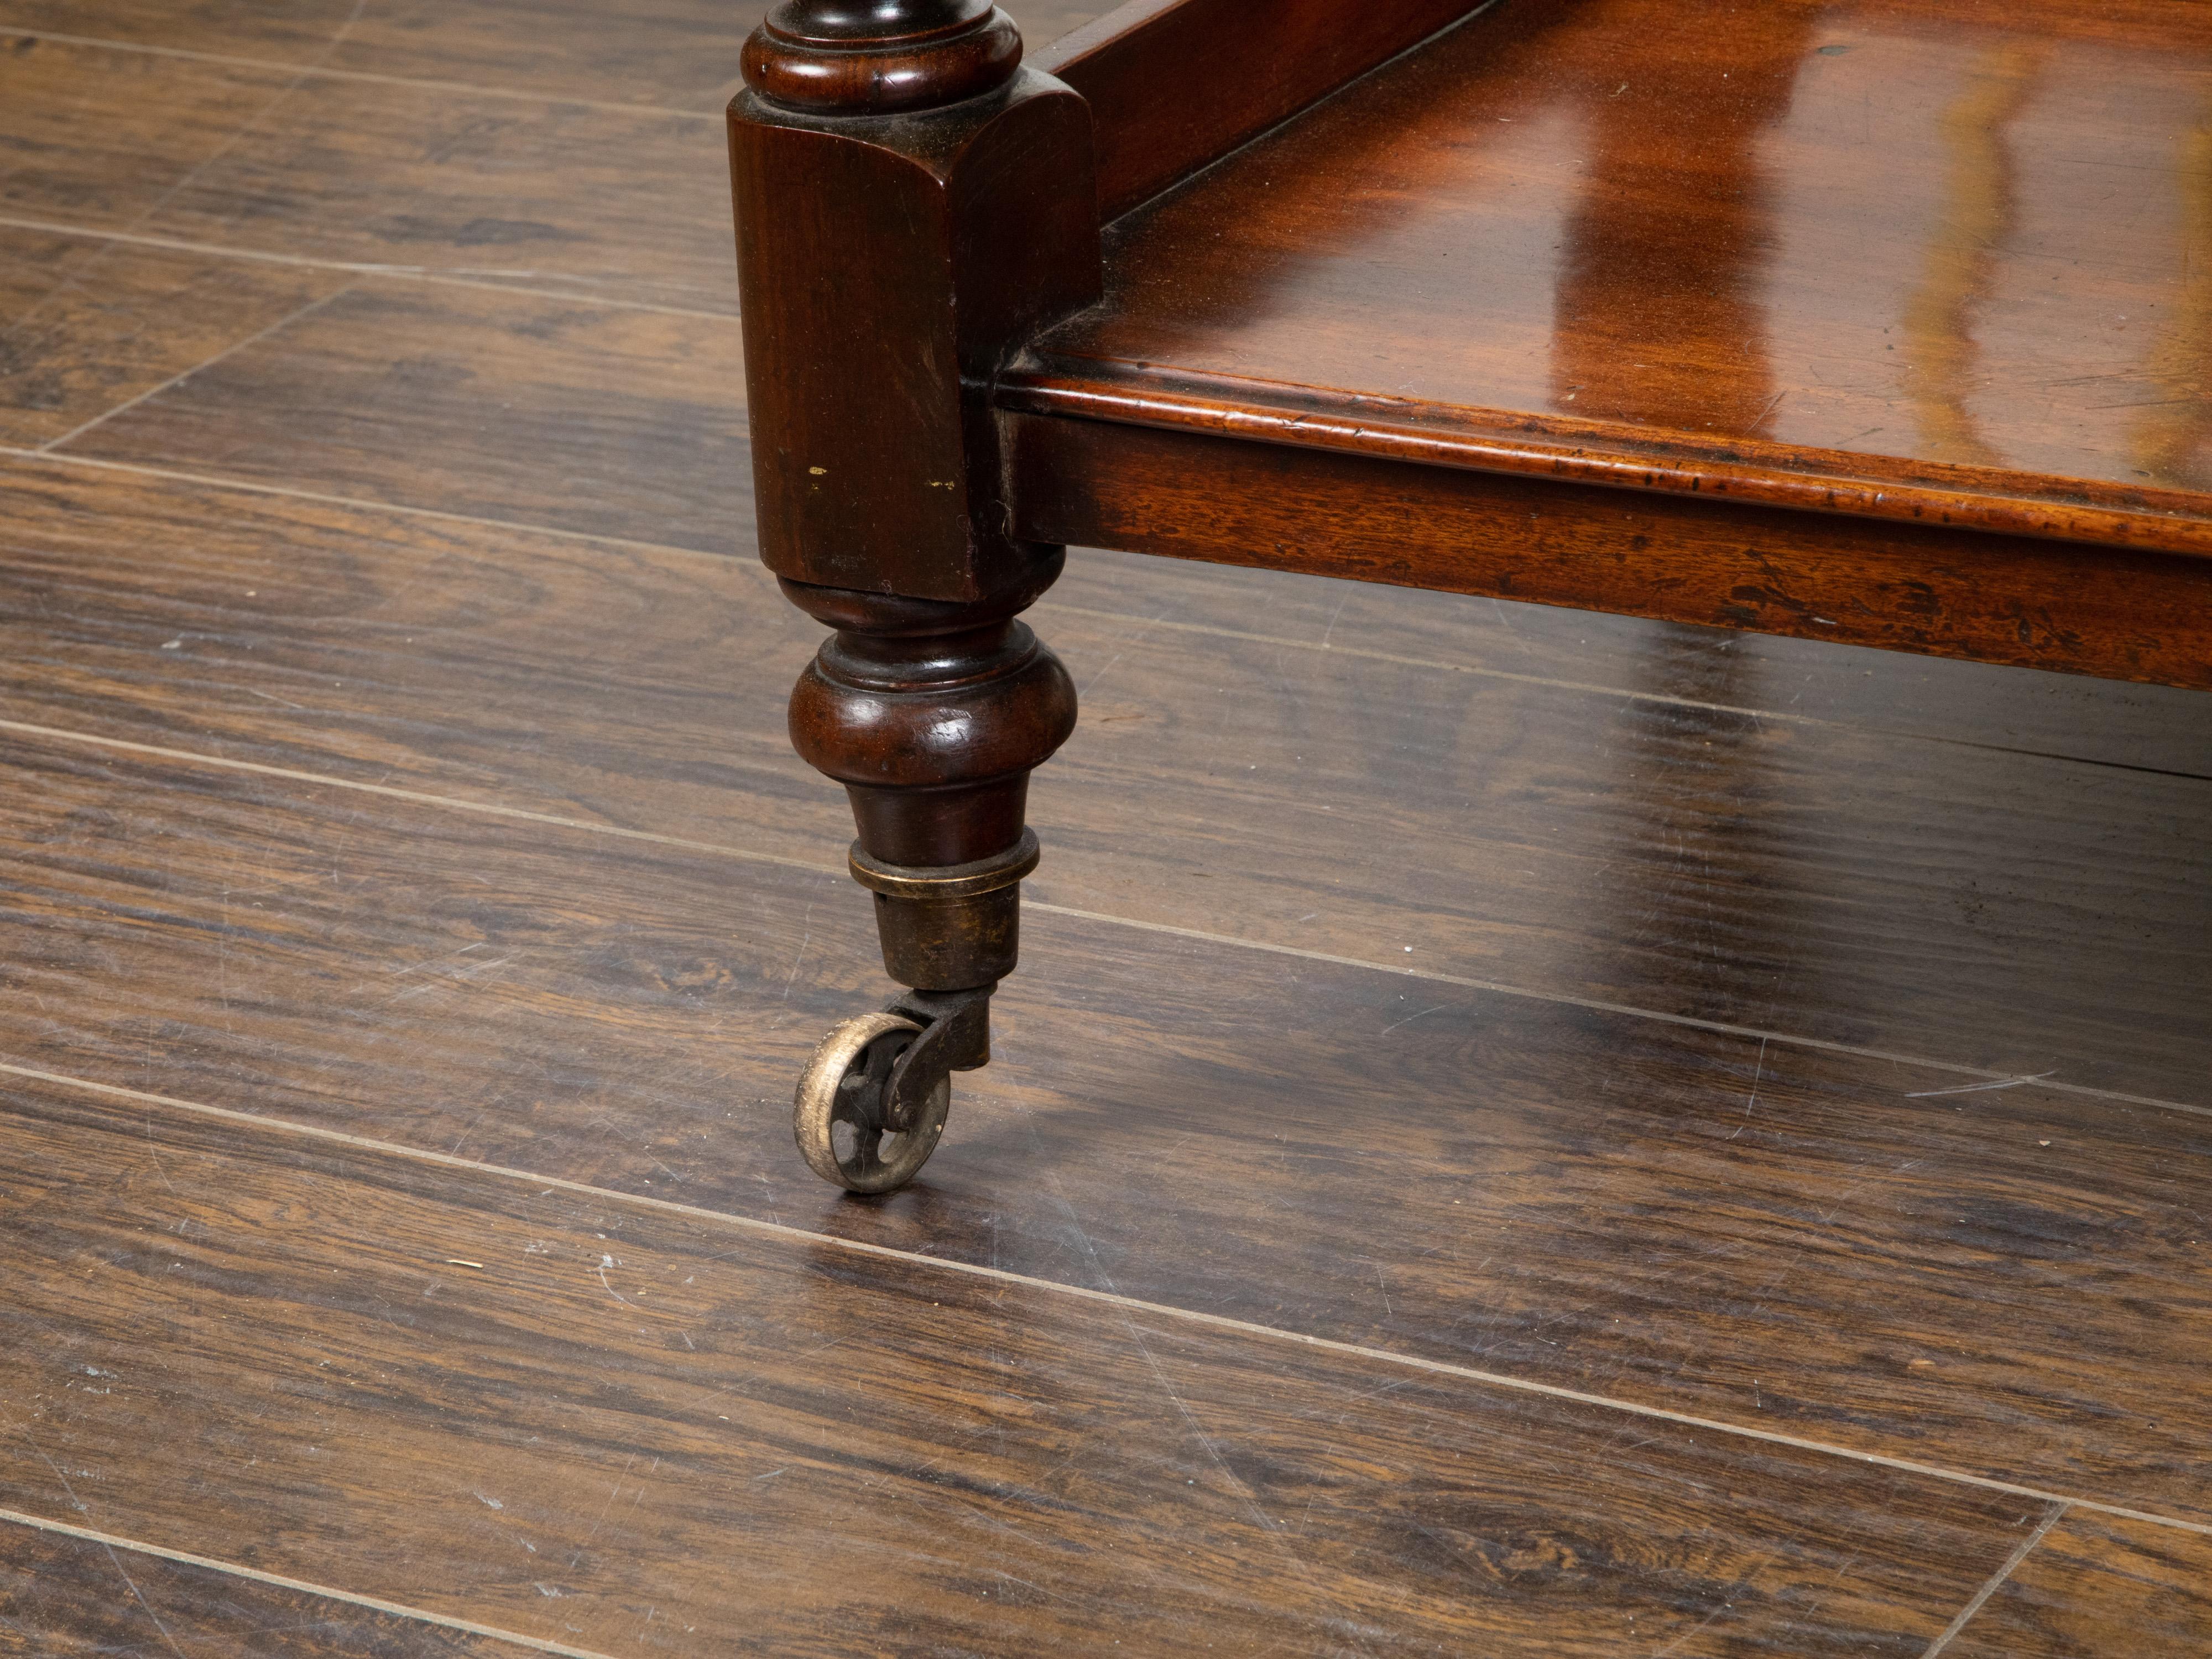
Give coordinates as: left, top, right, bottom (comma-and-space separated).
742, 1, 1021, 115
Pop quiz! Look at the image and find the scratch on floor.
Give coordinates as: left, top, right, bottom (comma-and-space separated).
1904, 1071, 2057, 1099
575, 1454, 639, 1560
8, 1415, 187, 1655
1379, 1003, 1451, 1038
594, 1256, 632, 1306
1727, 1036, 1769, 1140
1035, 1152, 1380, 1657
779, 909, 812, 1004
239, 686, 308, 710
103, 1541, 187, 1659
1320, 586, 1353, 649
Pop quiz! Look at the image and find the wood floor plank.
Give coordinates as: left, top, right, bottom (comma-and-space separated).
0, 32, 295, 227
53, 284, 748, 548
129, 77, 734, 310
0, 0, 359, 62
1026, 605, 2212, 1101
2, 730, 2209, 1527
1943, 1511, 2212, 1656
0, 1519, 534, 1656
1, 455, 2205, 1100
0, 223, 346, 445
0, 455, 828, 845
0, 1068, 2053, 1656
0, 41, 734, 309
322, 0, 753, 113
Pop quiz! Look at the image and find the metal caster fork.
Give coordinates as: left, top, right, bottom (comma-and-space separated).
791, 989, 991, 1194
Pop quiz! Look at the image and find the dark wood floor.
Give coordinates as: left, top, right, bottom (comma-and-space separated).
3, 3, 2210, 1654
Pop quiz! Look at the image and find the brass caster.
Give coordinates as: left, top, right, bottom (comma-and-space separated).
793, 1011, 951, 1194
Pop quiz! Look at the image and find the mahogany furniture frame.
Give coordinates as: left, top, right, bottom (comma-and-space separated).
729, 0, 2212, 1192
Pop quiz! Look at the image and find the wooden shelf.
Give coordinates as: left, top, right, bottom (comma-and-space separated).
1011, 0, 2212, 559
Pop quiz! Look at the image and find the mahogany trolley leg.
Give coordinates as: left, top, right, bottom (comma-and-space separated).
779, 568, 1076, 1191
728, 3, 1099, 1190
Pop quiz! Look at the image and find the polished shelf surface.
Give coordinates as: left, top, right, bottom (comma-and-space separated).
1011, 0, 2212, 556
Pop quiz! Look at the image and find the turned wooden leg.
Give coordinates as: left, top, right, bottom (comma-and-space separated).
780, 558, 1076, 1192
727, 2, 1099, 1191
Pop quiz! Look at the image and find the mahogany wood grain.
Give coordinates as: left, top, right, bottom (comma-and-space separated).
1019, 0, 2212, 623
1004, 358, 2212, 564
1944, 1511, 2212, 1656
0, 1070, 2048, 1656
1010, 413, 2212, 690
0, 227, 345, 445
1034, 0, 1494, 220
728, 33, 1097, 602
3, 731, 2210, 1526
2, 456, 2205, 1099
0, 1520, 534, 1656
727, 3, 1098, 1029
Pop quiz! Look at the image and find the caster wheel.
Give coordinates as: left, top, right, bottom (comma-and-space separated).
793, 1011, 951, 1194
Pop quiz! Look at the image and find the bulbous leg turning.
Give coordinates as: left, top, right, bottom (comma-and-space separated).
779, 559, 1076, 1192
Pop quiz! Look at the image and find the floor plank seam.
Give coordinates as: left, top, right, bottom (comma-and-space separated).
1918, 1501, 2068, 1657
0, 712, 828, 869
0, 447, 749, 562
1026, 904, 2212, 1119
0, 1503, 619, 1659
0, 709, 2199, 1124
0, 27, 726, 123
0, 215, 740, 322
7, 1055, 2209, 1543
35, 286, 356, 456
70, 0, 384, 291
1041, 603, 2212, 782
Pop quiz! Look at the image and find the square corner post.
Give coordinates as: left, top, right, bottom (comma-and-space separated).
727, 3, 1100, 1193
